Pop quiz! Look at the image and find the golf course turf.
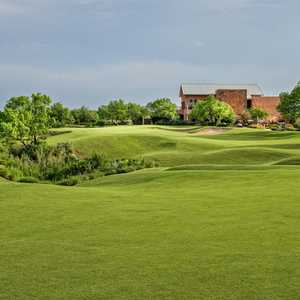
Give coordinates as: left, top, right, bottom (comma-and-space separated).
1, 126, 300, 299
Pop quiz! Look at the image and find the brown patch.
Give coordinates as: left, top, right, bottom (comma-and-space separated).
193, 128, 231, 136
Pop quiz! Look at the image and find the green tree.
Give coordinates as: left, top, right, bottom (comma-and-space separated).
50, 102, 73, 127
127, 102, 149, 124
146, 98, 177, 123
278, 84, 300, 123
98, 100, 129, 124
71, 106, 98, 126
190, 96, 235, 126
248, 107, 268, 124
0, 93, 52, 145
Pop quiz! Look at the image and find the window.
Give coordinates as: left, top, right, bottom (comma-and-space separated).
189, 99, 196, 109
247, 99, 252, 109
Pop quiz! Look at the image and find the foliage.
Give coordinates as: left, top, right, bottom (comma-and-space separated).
248, 107, 268, 123
50, 102, 74, 127
127, 102, 149, 125
0, 140, 155, 184
71, 106, 98, 126
0, 94, 52, 146
240, 110, 251, 126
190, 96, 235, 126
146, 98, 177, 123
98, 99, 129, 125
278, 85, 300, 123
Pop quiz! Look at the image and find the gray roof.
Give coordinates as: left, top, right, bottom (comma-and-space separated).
180, 83, 264, 98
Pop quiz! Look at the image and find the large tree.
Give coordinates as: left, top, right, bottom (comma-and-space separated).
190, 96, 235, 126
127, 102, 149, 125
0, 93, 52, 145
98, 99, 129, 124
146, 98, 177, 123
50, 102, 74, 127
278, 83, 300, 123
71, 106, 98, 126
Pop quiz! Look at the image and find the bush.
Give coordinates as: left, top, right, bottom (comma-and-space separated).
285, 123, 297, 131
268, 124, 284, 131
57, 177, 80, 186
0, 165, 8, 179
248, 124, 265, 129
294, 118, 300, 129
1, 141, 156, 184
18, 176, 39, 184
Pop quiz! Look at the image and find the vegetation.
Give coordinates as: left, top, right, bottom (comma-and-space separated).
146, 98, 177, 123
0, 94, 52, 146
2, 86, 300, 298
190, 96, 235, 126
278, 84, 300, 123
248, 107, 269, 123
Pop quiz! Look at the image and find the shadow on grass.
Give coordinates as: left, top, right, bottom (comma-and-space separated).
204, 131, 300, 141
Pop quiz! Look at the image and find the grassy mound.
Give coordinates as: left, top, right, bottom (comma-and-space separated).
48, 127, 300, 167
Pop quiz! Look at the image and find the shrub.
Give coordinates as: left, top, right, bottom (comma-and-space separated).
285, 123, 296, 131
18, 176, 39, 183
57, 177, 80, 186
294, 118, 300, 129
268, 124, 284, 131
248, 124, 265, 129
0, 165, 9, 179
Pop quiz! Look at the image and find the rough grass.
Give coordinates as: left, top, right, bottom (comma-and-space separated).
2, 168, 300, 299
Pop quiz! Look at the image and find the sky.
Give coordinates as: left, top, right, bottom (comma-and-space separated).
0, 0, 299, 108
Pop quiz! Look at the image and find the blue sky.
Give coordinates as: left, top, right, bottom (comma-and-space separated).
0, 0, 299, 108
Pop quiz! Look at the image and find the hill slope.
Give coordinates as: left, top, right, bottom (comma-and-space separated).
48, 126, 300, 166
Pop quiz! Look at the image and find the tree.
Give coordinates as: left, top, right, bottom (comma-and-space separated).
248, 107, 268, 124
146, 98, 177, 123
0, 93, 52, 145
50, 102, 73, 127
127, 102, 149, 124
98, 100, 129, 124
190, 96, 235, 126
277, 84, 300, 123
71, 106, 98, 126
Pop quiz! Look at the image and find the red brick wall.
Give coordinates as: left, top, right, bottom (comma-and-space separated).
252, 96, 281, 121
216, 89, 247, 115
180, 95, 209, 120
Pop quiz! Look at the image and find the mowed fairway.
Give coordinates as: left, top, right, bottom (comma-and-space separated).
2, 126, 300, 299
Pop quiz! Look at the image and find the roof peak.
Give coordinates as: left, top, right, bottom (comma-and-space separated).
182, 82, 260, 86
180, 83, 264, 97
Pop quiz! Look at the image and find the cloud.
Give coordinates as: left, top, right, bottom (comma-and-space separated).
0, 60, 294, 108
0, 1, 28, 16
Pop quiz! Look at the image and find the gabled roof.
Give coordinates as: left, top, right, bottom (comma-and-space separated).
180, 83, 264, 98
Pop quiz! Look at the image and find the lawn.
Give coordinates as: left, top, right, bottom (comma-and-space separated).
1, 126, 300, 299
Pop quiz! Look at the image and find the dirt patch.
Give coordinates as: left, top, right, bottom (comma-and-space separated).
193, 128, 231, 136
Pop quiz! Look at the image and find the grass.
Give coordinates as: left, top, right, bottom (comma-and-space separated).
2, 126, 300, 299
48, 126, 300, 166
2, 168, 300, 299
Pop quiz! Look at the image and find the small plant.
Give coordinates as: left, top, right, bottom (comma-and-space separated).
248, 107, 268, 124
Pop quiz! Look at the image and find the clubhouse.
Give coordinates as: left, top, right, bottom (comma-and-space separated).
179, 83, 281, 122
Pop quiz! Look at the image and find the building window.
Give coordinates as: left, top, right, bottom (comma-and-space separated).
247, 99, 252, 109
189, 99, 197, 109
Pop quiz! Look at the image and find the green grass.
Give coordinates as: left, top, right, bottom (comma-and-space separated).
2, 168, 300, 299
2, 126, 300, 299
48, 126, 300, 166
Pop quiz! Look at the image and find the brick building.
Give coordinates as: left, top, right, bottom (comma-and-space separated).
179, 83, 281, 122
